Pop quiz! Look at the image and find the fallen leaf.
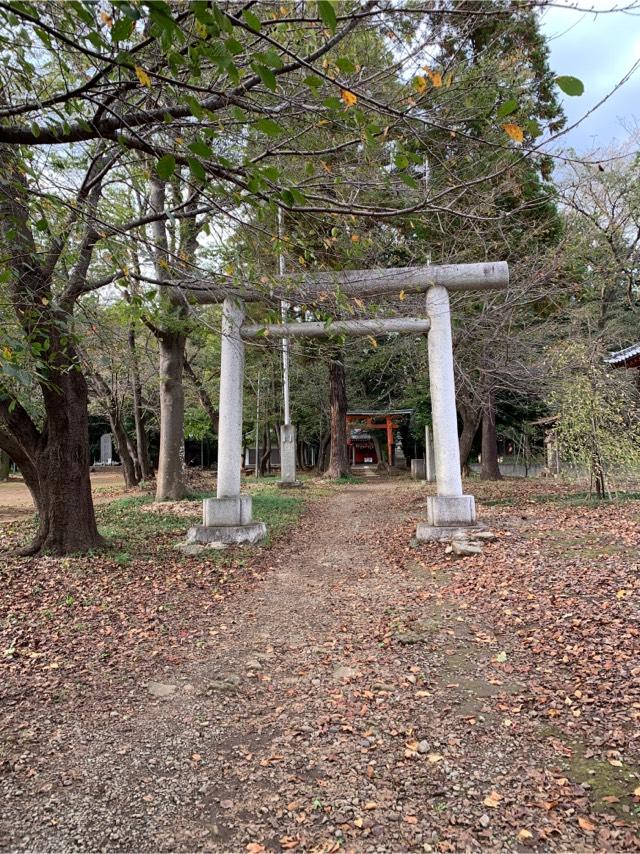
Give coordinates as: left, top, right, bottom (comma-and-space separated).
517, 829, 533, 842
483, 791, 502, 809
578, 816, 597, 833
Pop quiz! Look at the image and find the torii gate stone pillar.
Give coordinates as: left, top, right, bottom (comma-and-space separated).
187, 297, 267, 545
415, 286, 475, 540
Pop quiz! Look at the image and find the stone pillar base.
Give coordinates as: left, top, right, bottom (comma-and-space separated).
415, 522, 478, 542
277, 480, 304, 489
203, 495, 253, 526
188, 495, 267, 545
187, 523, 267, 545
415, 494, 477, 541
426, 494, 476, 526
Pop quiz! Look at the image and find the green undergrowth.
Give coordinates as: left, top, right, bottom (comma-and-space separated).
97, 480, 308, 557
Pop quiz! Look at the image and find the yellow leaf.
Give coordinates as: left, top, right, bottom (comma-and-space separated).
483, 791, 502, 809
616, 589, 627, 598
366, 335, 378, 349
608, 758, 623, 767
422, 67, 442, 88
354, 817, 363, 828
100, 11, 113, 27
502, 122, 524, 144
341, 89, 357, 107
351, 234, 360, 242
399, 289, 406, 300
427, 753, 443, 764
364, 801, 377, 810
135, 66, 152, 87
633, 785, 640, 797
195, 20, 208, 38
415, 75, 427, 94
517, 829, 533, 842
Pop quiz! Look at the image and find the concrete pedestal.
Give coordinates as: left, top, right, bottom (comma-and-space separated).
415, 494, 477, 541
187, 522, 267, 545
411, 459, 426, 479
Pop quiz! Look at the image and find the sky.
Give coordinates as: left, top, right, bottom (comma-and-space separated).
539, 1, 640, 153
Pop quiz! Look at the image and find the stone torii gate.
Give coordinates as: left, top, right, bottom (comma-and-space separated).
186, 261, 508, 546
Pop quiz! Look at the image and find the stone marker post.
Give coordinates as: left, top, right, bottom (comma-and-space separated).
416, 286, 476, 540
425, 424, 435, 482
187, 298, 266, 545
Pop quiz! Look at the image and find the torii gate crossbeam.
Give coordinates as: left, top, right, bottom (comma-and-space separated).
185, 261, 509, 547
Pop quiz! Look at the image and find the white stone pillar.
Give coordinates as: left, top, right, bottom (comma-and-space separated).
187, 297, 266, 545
217, 297, 245, 499
417, 286, 476, 538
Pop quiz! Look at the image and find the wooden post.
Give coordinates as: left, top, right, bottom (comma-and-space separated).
386, 417, 394, 467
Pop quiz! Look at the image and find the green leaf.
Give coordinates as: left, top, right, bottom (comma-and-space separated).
225, 37, 243, 55
187, 157, 206, 181
317, 0, 337, 30
254, 117, 284, 137
111, 17, 133, 42
304, 75, 323, 90
555, 75, 584, 97
242, 9, 261, 31
394, 153, 409, 170
336, 57, 355, 74
253, 63, 277, 91
497, 98, 518, 119
188, 140, 213, 157
156, 154, 176, 179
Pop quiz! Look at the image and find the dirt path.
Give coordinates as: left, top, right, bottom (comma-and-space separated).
0, 471, 128, 522
1, 481, 638, 851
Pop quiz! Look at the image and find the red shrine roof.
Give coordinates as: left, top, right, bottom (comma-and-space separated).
605, 343, 640, 369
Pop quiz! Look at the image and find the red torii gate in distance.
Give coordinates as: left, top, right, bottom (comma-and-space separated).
346, 410, 412, 467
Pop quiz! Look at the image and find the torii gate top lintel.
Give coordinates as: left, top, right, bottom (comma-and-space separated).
187, 261, 508, 305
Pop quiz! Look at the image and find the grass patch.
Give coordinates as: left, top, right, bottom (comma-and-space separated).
97, 481, 307, 555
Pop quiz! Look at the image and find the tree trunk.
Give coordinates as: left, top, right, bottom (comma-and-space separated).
24, 372, 103, 555
0, 449, 10, 481
326, 353, 350, 479
316, 432, 330, 473
259, 425, 272, 475
128, 324, 153, 480
480, 388, 503, 481
156, 330, 187, 500
458, 406, 481, 476
107, 412, 139, 489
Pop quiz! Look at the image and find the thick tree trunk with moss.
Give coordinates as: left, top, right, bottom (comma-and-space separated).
327, 352, 350, 479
